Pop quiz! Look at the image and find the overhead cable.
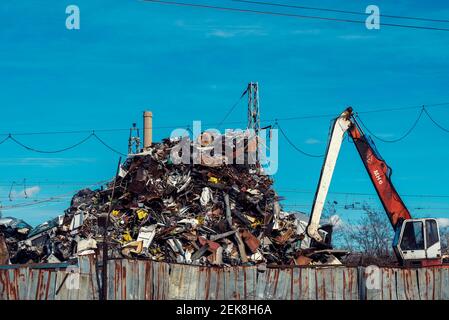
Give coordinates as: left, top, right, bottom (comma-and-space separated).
1, 133, 127, 156
423, 107, 449, 133
232, 0, 449, 24
8, 133, 94, 153
355, 107, 424, 143
276, 122, 324, 157
1, 102, 449, 137
92, 133, 128, 156
217, 87, 248, 128
277, 189, 449, 199
143, 0, 449, 32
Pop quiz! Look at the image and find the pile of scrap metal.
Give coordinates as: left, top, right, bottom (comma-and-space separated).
0, 217, 33, 264
0, 216, 68, 264
0, 135, 344, 266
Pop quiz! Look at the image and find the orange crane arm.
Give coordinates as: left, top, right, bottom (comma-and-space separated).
348, 113, 412, 229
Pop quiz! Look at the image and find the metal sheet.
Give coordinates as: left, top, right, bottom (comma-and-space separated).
2, 258, 449, 300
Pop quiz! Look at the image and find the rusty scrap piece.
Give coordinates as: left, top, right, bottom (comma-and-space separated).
240, 229, 260, 254
0, 234, 10, 265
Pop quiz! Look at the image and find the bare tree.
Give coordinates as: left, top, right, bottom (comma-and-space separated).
440, 226, 449, 255
323, 202, 449, 264
340, 207, 393, 258
322, 202, 395, 264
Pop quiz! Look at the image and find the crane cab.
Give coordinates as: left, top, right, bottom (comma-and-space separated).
393, 218, 442, 267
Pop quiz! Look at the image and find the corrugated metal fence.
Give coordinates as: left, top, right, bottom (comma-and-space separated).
1, 256, 448, 300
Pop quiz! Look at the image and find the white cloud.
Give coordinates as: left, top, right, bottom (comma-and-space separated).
291, 29, 321, 35
338, 35, 375, 41
305, 138, 321, 145
173, 20, 268, 38
437, 218, 449, 228
207, 29, 236, 38
207, 28, 268, 38
0, 158, 96, 168
10, 185, 41, 200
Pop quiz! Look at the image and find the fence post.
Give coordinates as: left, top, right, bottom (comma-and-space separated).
358, 266, 366, 300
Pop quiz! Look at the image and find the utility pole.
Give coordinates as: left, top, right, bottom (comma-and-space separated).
100, 157, 122, 301
247, 82, 260, 169
128, 123, 140, 154
247, 82, 260, 136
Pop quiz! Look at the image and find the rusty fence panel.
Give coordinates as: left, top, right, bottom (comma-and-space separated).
0, 257, 98, 300
363, 266, 449, 300
105, 261, 359, 300
2, 257, 449, 300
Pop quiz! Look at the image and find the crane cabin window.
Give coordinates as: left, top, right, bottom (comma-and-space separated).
401, 221, 425, 251
425, 220, 439, 248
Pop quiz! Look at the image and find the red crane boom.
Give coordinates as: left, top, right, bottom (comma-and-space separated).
348, 113, 412, 229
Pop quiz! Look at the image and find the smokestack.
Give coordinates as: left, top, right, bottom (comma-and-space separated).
143, 111, 153, 149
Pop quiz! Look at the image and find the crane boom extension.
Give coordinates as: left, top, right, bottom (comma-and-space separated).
307, 107, 411, 242
306, 109, 352, 243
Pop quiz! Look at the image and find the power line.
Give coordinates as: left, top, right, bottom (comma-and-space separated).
232, 0, 449, 24
281, 203, 449, 211
423, 107, 449, 133
1, 102, 448, 137
0, 180, 109, 186
356, 106, 449, 143
356, 102, 449, 115
277, 189, 449, 199
0, 132, 127, 156
217, 87, 248, 129
276, 122, 324, 157
0, 135, 9, 145
92, 133, 128, 156
264, 102, 449, 123
8, 133, 94, 153
0, 180, 110, 210
0, 103, 447, 156
0, 127, 170, 137
355, 107, 424, 143
143, 0, 449, 32
1, 181, 448, 199
3, 128, 130, 136
0, 198, 65, 210
275, 104, 448, 158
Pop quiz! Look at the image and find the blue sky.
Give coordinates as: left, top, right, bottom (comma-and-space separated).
1, 0, 449, 227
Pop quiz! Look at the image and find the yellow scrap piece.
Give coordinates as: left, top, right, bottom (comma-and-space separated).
137, 209, 148, 220
251, 219, 263, 229
197, 215, 205, 225
208, 176, 219, 184
150, 247, 161, 254
112, 210, 120, 217
123, 230, 132, 242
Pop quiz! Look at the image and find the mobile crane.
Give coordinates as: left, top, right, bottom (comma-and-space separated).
306, 107, 443, 267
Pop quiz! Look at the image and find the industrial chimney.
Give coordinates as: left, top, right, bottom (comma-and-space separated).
143, 111, 153, 149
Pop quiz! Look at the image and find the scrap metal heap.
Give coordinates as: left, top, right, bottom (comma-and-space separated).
1, 135, 341, 266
